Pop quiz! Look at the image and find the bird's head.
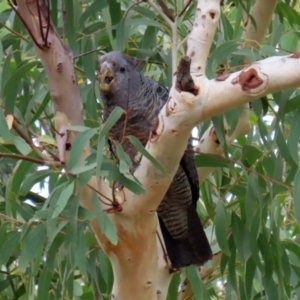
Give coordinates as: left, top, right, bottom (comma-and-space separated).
98, 51, 144, 96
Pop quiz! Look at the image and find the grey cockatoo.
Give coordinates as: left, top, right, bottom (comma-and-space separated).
98, 51, 212, 269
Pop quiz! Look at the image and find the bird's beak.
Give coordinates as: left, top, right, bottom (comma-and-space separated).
98, 61, 114, 93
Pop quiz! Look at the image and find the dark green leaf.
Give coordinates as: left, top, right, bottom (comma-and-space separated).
3, 61, 38, 112
0, 231, 21, 265
92, 192, 118, 245
19, 224, 47, 270
293, 168, 300, 227
19, 169, 53, 196
187, 266, 209, 300
37, 267, 52, 300
195, 153, 230, 168
96, 106, 123, 176
52, 181, 74, 218
68, 128, 98, 170
214, 201, 230, 255
79, 0, 108, 26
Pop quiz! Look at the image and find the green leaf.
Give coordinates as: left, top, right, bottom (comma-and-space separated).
65, 0, 79, 54
5, 155, 37, 217
187, 268, 201, 299
231, 213, 246, 262
70, 160, 96, 175
276, 127, 295, 166
3, 61, 38, 112
128, 135, 168, 176
293, 168, 300, 227
92, 192, 118, 245
19, 224, 47, 270
115, 141, 132, 173
207, 40, 239, 78
12, 135, 31, 155
79, 0, 108, 26
75, 224, 87, 277
167, 273, 180, 300
108, 0, 121, 39
52, 181, 75, 218
225, 106, 244, 136
28, 92, 51, 126
116, 18, 126, 51
68, 128, 98, 170
45, 234, 64, 271
227, 237, 237, 292
281, 245, 291, 281
47, 221, 69, 247
0, 280, 10, 293
245, 256, 256, 299
96, 106, 123, 176
19, 169, 53, 196
0, 109, 10, 141
65, 125, 92, 132
0, 231, 21, 265
195, 153, 230, 168
288, 108, 300, 164
37, 267, 52, 300
285, 95, 300, 113
82, 37, 96, 81
258, 228, 273, 289
187, 266, 209, 299
212, 115, 226, 145
214, 201, 230, 255
141, 26, 157, 49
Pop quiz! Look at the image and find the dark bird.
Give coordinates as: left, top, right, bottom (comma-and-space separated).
98, 51, 212, 269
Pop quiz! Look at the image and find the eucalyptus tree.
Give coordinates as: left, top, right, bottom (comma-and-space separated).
0, 0, 300, 299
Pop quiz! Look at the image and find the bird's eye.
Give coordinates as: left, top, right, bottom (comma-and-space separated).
120, 67, 126, 72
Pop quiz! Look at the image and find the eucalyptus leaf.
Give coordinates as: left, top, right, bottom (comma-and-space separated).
92, 192, 118, 245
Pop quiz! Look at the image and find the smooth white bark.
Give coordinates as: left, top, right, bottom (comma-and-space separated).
242, 0, 278, 49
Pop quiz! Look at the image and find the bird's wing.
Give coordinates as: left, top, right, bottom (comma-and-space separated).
180, 140, 200, 206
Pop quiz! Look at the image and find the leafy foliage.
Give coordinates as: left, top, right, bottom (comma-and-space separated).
0, 0, 300, 299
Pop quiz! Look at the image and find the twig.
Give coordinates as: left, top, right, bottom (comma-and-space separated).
12, 121, 35, 148
73, 47, 105, 60
0, 212, 23, 224
156, 0, 174, 22
6, 265, 17, 299
0, 21, 29, 42
8, 0, 44, 50
12, 120, 59, 162
124, 0, 144, 19
86, 183, 114, 206
44, 0, 51, 45
37, 0, 45, 41
0, 152, 62, 167
178, 0, 192, 18
146, 0, 173, 27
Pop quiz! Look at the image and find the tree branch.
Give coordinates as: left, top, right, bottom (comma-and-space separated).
195, 105, 251, 183
0, 152, 62, 167
202, 55, 300, 121
14, 0, 84, 128
146, 0, 178, 79
242, 0, 278, 51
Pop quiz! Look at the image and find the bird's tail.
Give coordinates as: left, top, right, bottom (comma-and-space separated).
158, 205, 212, 269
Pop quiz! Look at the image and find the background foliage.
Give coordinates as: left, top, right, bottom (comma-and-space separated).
1, 0, 300, 299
